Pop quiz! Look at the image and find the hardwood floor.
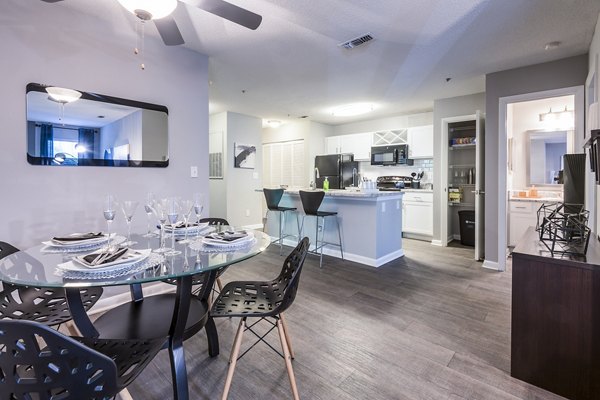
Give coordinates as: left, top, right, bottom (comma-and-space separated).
126, 239, 566, 400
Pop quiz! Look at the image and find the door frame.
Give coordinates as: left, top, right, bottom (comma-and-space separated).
497, 85, 585, 272
440, 113, 477, 247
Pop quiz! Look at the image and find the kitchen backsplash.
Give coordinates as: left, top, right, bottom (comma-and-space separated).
359, 158, 433, 183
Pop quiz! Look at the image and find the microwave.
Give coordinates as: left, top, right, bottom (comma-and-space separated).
370, 144, 409, 165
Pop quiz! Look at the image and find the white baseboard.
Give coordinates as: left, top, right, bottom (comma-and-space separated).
89, 283, 176, 316
482, 259, 500, 271
242, 223, 264, 230
431, 240, 443, 246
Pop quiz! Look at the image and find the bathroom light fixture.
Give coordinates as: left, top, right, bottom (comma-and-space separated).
267, 120, 281, 128
116, 0, 177, 20
331, 103, 374, 117
539, 106, 574, 122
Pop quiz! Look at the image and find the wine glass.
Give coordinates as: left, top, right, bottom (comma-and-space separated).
179, 199, 194, 244
121, 200, 139, 246
103, 195, 117, 249
193, 193, 205, 240
152, 199, 169, 254
143, 193, 156, 237
165, 197, 182, 256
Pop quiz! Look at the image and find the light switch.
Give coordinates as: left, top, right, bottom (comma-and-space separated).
190, 166, 198, 178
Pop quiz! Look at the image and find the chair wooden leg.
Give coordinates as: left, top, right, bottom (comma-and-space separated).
65, 321, 80, 336
118, 388, 134, 400
277, 319, 300, 400
217, 277, 224, 292
279, 313, 295, 359
222, 318, 246, 400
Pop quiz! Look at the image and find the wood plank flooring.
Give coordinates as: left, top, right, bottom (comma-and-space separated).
125, 240, 566, 400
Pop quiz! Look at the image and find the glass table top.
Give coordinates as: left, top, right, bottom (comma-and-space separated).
0, 230, 271, 288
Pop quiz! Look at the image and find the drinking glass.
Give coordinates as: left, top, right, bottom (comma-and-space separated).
165, 197, 182, 256
152, 199, 169, 254
193, 193, 205, 240
143, 192, 156, 237
121, 200, 139, 246
102, 195, 118, 249
179, 199, 195, 244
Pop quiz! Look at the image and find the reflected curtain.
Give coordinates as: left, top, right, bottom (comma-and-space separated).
40, 124, 53, 164
78, 128, 95, 160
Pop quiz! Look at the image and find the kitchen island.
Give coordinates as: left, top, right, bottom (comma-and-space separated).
263, 189, 404, 267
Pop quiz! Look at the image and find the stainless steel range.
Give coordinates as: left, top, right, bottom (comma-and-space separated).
376, 176, 413, 191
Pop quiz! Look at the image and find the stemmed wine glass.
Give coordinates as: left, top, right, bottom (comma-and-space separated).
121, 200, 139, 246
143, 193, 156, 237
193, 193, 205, 240
179, 199, 195, 244
152, 199, 169, 254
103, 195, 118, 250
165, 197, 182, 256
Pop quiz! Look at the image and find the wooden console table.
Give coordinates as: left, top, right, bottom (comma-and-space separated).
511, 227, 600, 399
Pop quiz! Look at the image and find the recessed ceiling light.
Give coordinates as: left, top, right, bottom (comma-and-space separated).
544, 41, 561, 50
331, 103, 374, 117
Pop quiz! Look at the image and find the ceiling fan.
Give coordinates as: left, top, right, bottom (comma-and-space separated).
40, 0, 262, 46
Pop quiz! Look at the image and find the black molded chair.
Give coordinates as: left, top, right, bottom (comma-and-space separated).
298, 190, 344, 268
0, 241, 103, 329
263, 188, 301, 255
0, 319, 164, 400
211, 237, 310, 400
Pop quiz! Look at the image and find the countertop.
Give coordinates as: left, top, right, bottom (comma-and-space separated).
509, 197, 562, 203
283, 188, 403, 198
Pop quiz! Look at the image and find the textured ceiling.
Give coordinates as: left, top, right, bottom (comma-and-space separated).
5, 0, 600, 125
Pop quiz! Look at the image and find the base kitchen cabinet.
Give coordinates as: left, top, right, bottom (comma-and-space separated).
402, 191, 433, 237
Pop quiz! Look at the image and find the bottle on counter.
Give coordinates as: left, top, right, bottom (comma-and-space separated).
323, 177, 329, 191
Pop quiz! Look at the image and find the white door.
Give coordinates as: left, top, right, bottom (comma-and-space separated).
474, 110, 485, 260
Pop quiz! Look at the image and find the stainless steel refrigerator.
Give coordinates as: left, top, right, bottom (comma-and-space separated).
314, 154, 359, 189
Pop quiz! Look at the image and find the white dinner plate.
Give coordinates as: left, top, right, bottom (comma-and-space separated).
59, 249, 151, 272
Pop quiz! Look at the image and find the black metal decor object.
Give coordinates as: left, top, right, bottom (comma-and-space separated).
536, 202, 591, 257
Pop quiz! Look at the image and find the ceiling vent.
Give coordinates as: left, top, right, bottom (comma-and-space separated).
338, 33, 373, 49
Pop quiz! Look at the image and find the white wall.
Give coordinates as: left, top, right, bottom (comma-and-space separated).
0, 2, 210, 249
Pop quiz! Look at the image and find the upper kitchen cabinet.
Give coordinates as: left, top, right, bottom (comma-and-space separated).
407, 125, 434, 158
326, 133, 372, 160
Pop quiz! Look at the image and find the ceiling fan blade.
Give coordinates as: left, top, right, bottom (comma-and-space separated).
191, 0, 262, 30
40, 0, 64, 3
154, 16, 185, 46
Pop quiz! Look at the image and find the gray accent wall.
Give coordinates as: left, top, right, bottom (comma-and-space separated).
485, 54, 589, 264
0, 3, 210, 249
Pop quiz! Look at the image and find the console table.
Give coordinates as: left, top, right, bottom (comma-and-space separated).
511, 227, 600, 399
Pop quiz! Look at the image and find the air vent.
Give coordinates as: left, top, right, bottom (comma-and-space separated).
298, 115, 309, 119
338, 33, 373, 49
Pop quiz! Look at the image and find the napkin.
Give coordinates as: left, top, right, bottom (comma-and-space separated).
81, 247, 128, 266
52, 232, 104, 242
205, 231, 249, 243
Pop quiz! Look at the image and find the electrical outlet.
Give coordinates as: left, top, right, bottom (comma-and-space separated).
190, 166, 198, 178
245, 209, 250, 217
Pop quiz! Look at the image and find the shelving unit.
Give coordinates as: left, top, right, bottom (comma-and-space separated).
447, 120, 477, 243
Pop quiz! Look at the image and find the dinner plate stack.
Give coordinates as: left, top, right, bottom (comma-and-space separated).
41, 233, 126, 253
190, 230, 256, 253
162, 222, 215, 237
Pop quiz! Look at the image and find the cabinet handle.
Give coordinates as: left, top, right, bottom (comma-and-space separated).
514, 206, 527, 209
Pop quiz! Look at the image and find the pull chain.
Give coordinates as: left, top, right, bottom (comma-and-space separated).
134, 20, 146, 70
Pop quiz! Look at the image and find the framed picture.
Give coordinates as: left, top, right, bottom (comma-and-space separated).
234, 143, 256, 169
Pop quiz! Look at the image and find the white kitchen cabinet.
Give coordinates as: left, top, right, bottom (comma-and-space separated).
325, 133, 372, 160
407, 125, 433, 158
508, 201, 540, 246
402, 192, 433, 237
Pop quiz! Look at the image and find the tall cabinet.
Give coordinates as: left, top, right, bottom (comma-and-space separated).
443, 112, 485, 260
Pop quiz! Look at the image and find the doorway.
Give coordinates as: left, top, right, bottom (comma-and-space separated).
498, 86, 586, 271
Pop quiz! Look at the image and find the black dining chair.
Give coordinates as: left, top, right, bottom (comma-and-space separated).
211, 237, 310, 400
0, 319, 164, 400
0, 241, 103, 330
298, 190, 344, 268
263, 188, 301, 255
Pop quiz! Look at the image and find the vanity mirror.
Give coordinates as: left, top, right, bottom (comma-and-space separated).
26, 83, 169, 167
526, 129, 571, 186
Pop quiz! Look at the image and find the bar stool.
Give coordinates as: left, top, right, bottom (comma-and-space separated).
298, 190, 343, 268
263, 188, 301, 255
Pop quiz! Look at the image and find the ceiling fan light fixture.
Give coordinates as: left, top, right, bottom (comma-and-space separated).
117, 0, 178, 20
45, 87, 82, 103
331, 103, 374, 117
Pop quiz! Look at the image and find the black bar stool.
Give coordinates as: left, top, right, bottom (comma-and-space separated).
298, 190, 343, 268
263, 188, 300, 255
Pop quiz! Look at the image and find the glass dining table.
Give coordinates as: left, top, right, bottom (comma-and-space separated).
0, 230, 271, 400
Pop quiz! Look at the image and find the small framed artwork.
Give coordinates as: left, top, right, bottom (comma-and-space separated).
234, 143, 256, 169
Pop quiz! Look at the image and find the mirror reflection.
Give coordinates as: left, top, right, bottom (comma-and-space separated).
527, 130, 568, 185
26, 83, 169, 167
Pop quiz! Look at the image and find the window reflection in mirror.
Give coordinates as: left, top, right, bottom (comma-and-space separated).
527, 130, 569, 186
26, 83, 169, 167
